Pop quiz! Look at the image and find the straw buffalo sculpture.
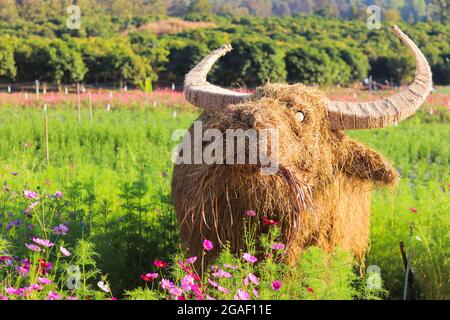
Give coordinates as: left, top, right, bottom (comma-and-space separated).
172, 26, 433, 264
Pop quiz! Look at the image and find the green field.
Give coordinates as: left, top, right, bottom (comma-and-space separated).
0, 101, 448, 300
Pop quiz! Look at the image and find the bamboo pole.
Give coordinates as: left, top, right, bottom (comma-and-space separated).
77, 83, 81, 122
44, 104, 49, 165
88, 92, 93, 122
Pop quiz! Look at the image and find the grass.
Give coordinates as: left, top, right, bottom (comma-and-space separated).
0, 93, 448, 299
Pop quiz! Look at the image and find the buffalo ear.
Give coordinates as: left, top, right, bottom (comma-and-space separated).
336, 136, 399, 186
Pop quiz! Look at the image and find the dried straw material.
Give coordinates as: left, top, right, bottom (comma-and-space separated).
173, 84, 399, 264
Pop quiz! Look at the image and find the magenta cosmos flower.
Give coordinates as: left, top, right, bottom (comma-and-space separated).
24, 190, 39, 199
153, 259, 168, 268
46, 292, 61, 300
181, 275, 195, 292
32, 238, 54, 247
186, 256, 197, 264
141, 273, 158, 282
203, 239, 213, 251
27, 284, 42, 293
5, 287, 25, 296
38, 277, 52, 285
271, 280, 282, 291
242, 253, 258, 263
271, 243, 286, 250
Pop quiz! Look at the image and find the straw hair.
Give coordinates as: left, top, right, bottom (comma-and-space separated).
173, 84, 398, 265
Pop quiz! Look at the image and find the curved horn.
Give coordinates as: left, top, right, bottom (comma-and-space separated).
184, 44, 252, 110
327, 25, 433, 130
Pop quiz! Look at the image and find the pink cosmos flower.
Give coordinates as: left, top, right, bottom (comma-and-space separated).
271, 243, 286, 250
181, 275, 195, 292
38, 277, 52, 285
0, 295, 8, 300
54, 191, 63, 198
160, 278, 174, 290
409, 208, 418, 213
186, 256, 197, 264
248, 273, 260, 285
66, 296, 79, 300
218, 286, 230, 294
32, 238, 54, 247
24, 201, 39, 214
242, 253, 258, 263
212, 269, 232, 278
205, 295, 216, 300
27, 284, 42, 292
24, 190, 39, 199
271, 280, 282, 291
25, 244, 41, 252
207, 279, 218, 287
5, 287, 25, 296
46, 291, 61, 300
169, 287, 183, 297
253, 288, 259, 298
234, 288, 250, 300
18, 264, 30, 276
97, 281, 110, 293
246, 210, 256, 217
140, 273, 158, 281
203, 239, 213, 251
60, 246, 71, 257
223, 264, 239, 270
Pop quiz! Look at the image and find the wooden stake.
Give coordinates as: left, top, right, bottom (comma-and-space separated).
35, 80, 40, 100
77, 83, 81, 122
400, 241, 416, 300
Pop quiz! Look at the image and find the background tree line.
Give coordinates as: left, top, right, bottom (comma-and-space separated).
0, 3, 448, 87
1, 0, 448, 22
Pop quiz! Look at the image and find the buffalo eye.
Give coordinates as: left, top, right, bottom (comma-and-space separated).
295, 111, 305, 123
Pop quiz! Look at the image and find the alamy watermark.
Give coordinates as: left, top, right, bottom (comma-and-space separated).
366, 265, 382, 289
367, 5, 381, 30
67, 5, 81, 30
172, 121, 280, 175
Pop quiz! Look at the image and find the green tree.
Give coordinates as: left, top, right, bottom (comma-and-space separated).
211, 39, 286, 88
0, 39, 16, 80
128, 31, 169, 77
285, 47, 333, 85
187, 0, 213, 17
0, 0, 18, 21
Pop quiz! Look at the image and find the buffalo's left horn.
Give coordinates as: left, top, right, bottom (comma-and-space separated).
184, 44, 253, 110
327, 25, 433, 130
